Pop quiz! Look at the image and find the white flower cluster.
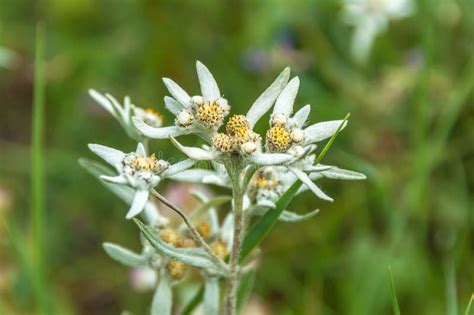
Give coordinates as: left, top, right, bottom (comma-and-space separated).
81, 61, 366, 315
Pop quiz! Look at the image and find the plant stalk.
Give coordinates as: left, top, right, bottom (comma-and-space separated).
225, 175, 245, 315
150, 189, 229, 272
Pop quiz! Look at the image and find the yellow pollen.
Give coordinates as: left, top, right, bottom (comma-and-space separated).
212, 133, 235, 153
226, 115, 249, 134
130, 154, 159, 172
159, 228, 182, 247
167, 260, 187, 279
145, 107, 162, 117
266, 126, 291, 152
211, 240, 228, 260
253, 172, 279, 189
196, 102, 226, 128
197, 222, 211, 240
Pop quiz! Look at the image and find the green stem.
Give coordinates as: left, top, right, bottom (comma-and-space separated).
225, 166, 245, 315
150, 189, 229, 272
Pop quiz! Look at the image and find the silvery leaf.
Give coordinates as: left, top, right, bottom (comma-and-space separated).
273, 76, 300, 116
204, 276, 220, 315
106, 94, 128, 124
202, 175, 230, 188
88, 143, 125, 166
289, 167, 333, 202
188, 196, 232, 221
278, 209, 320, 222
167, 169, 216, 183
220, 213, 234, 249
292, 104, 311, 128
196, 61, 220, 101
133, 118, 189, 139
164, 96, 185, 115
170, 137, 216, 160
162, 78, 191, 107
316, 166, 367, 180
89, 89, 114, 116
135, 220, 226, 274
151, 273, 172, 315
237, 268, 256, 312
126, 189, 150, 219
103, 242, 146, 267
302, 164, 332, 172
304, 120, 348, 145
161, 159, 196, 177
246, 67, 290, 128
248, 152, 294, 165
190, 190, 220, 234
100, 175, 128, 185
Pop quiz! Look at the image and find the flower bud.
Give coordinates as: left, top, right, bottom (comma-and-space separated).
271, 113, 288, 127
166, 260, 188, 279
175, 110, 194, 127
290, 128, 304, 144
240, 141, 257, 155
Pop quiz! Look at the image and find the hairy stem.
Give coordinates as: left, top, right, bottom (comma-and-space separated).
150, 189, 229, 272
225, 175, 245, 315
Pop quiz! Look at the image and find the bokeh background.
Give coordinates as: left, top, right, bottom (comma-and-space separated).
1, 0, 473, 314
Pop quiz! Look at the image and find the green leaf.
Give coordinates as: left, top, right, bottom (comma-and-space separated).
102, 242, 146, 267
388, 266, 401, 315
464, 294, 474, 315
151, 273, 172, 315
204, 276, 220, 315
181, 286, 204, 315
240, 180, 302, 262
134, 219, 225, 274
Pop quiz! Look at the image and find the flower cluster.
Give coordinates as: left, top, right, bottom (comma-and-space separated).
81, 60, 366, 315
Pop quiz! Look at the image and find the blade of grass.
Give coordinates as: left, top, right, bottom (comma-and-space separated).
240, 114, 350, 262
31, 22, 49, 314
445, 258, 458, 315
464, 294, 474, 315
181, 286, 204, 315
388, 266, 401, 315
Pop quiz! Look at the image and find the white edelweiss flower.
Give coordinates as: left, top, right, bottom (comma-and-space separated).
166, 66, 297, 166
265, 76, 348, 155
88, 142, 195, 219
341, 0, 415, 63
133, 61, 230, 139
89, 90, 163, 141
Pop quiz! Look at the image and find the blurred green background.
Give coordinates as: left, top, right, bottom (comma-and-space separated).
1, 0, 473, 314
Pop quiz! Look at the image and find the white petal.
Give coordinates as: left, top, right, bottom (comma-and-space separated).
161, 159, 196, 177
246, 67, 290, 128
106, 94, 127, 122
88, 144, 125, 166
162, 78, 191, 107
89, 89, 114, 115
136, 143, 146, 157
126, 189, 149, 219
273, 77, 300, 116
289, 167, 333, 202
168, 169, 215, 182
318, 166, 366, 180
248, 152, 294, 165
100, 175, 128, 185
133, 117, 189, 139
292, 104, 311, 128
170, 137, 216, 161
196, 61, 220, 101
202, 175, 229, 187
303, 120, 348, 145
164, 96, 185, 115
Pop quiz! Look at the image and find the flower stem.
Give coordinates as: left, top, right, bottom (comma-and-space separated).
225, 175, 245, 315
150, 189, 229, 273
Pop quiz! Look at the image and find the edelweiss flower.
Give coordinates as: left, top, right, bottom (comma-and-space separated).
88, 142, 194, 219
89, 90, 163, 141
133, 61, 230, 140
342, 0, 415, 63
168, 67, 299, 166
